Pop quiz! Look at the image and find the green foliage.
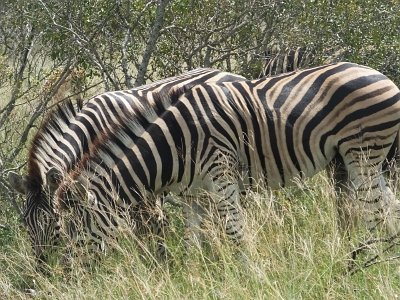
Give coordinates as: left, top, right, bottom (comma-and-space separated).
2, 0, 398, 85
275, 0, 400, 83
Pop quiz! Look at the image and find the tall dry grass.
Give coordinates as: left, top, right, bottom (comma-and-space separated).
1, 172, 400, 299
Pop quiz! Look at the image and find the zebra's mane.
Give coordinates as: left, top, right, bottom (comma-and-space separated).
27, 99, 82, 192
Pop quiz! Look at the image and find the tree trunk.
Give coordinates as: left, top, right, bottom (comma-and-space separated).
134, 0, 170, 86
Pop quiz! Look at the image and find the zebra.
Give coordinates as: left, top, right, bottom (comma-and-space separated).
262, 45, 315, 77
261, 45, 348, 78
7, 68, 246, 262
52, 62, 400, 252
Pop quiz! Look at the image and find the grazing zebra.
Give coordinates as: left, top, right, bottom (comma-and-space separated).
7, 69, 246, 262
262, 46, 315, 77
53, 62, 400, 251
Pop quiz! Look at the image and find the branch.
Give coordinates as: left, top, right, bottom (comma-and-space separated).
121, 27, 133, 88
349, 233, 400, 275
6, 62, 75, 163
37, 0, 121, 90
0, 25, 35, 124
134, 0, 171, 86
0, 176, 23, 220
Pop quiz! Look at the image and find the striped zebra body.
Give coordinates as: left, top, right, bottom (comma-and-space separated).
8, 69, 246, 261
57, 62, 400, 250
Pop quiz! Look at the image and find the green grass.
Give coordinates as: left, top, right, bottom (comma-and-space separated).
1, 173, 400, 299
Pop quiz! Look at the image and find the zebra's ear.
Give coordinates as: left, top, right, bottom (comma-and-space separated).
46, 167, 62, 194
8, 172, 28, 195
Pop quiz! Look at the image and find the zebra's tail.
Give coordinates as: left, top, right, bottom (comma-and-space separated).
384, 130, 400, 178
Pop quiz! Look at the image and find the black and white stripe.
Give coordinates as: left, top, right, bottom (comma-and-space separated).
262, 46, 314, 77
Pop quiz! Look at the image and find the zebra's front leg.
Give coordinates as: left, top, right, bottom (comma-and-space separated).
154, 197, 169, 260
135, 197, 169, 261
212, 177, 244, 246
182, 195, 207, 248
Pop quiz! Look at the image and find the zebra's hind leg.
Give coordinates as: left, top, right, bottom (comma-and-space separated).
342, 150, 400, 235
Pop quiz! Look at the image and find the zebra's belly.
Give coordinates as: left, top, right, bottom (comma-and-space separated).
244, 148, 336, 189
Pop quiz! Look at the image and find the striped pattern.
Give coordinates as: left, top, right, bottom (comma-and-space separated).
263, 46, 314, 77
57, 62, 400, 250
18, 69, 246, 261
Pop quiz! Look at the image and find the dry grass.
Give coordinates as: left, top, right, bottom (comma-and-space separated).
1, 173, 400, 299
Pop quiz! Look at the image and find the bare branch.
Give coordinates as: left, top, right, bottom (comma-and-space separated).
6, 61, 75, 163
121, 27, 133, 88
135, 0, 171, 86
0, 25, 35, 123
0, 176, 23, 220
349, 234, 400, 275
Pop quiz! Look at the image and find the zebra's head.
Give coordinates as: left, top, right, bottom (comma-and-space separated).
8, 167, 62, 263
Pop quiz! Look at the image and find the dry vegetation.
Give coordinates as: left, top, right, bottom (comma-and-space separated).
1, 173, 400, 299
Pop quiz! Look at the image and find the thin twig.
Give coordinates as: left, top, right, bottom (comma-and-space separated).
349, 233, 400, 275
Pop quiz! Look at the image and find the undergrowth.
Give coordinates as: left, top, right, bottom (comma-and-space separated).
1, 173, 400, 299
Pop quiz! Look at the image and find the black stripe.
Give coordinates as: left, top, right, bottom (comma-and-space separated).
232, 82, 266, 179
262, 103, 285, 184
337, 122, 400, 150
320, 93, 400, 155
174, 98, 198, 184
84, 102, 109, 129
204, 85, 239, 147
120, 127, 154, 191
160, 110, 185, 184
344, 142, 393, 156
98, 95, 125, 125
149, 124, 173, 187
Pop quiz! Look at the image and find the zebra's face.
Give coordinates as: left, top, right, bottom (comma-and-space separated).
8, 168, 62, 263
23, 196, 61, 262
